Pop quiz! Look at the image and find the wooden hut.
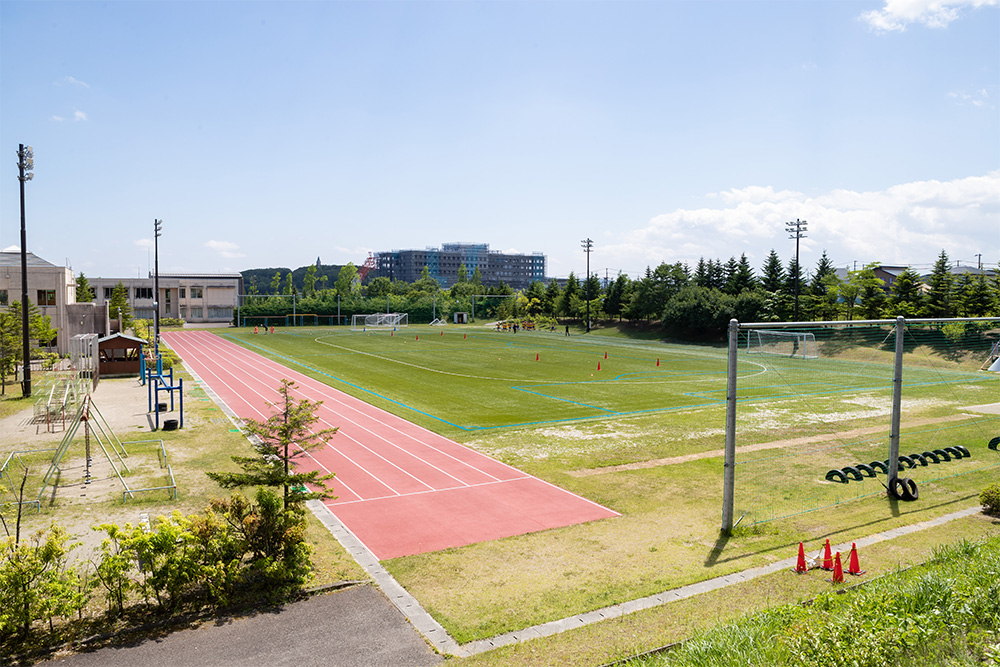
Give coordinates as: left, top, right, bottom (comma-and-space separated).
98, 333, 145, 377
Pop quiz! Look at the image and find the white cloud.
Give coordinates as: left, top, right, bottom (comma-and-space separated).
51, 115, 66, 122
60, 76, 91, 88
205, 240, 246, 259
948, 88, 993, 109
73, 110, 87, 121
600, 171, 1000, 274
860, 0, 998, 32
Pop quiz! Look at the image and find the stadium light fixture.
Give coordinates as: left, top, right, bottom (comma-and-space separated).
581, 238, 593, 333
17, 144, 34, 397
785, 219, 807, 321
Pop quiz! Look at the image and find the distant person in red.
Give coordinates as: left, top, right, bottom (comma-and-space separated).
254, 326, 258, 334
270, 326, 275, 334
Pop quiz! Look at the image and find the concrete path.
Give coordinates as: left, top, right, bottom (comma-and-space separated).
39, 584, 442, 667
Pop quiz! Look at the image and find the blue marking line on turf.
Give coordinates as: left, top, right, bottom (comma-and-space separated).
219, 333, 470, 431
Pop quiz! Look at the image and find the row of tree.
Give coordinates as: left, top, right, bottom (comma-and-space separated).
237, 250, 1000, 337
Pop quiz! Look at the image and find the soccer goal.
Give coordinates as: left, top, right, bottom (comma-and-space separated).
351, 313, 408, 331
745, 329, 818, 359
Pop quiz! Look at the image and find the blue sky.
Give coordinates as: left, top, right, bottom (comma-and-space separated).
1, 0, 997, 282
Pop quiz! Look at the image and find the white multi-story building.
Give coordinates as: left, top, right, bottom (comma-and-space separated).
88, 273, 243, 325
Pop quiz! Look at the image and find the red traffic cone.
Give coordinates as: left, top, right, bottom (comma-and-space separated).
390, 331, 393, 336
793, 542, 808, 573
416, 335, 419, 341
820, 538, 834, 571
597, 362, 601, 371
848, 543, 865, 576
441, 330, 444, 336
830, 552, 845, 583
464, 333, 467, 339
656, 358, 660, 367
536, 353, 539, 361
604, 351, 608, 359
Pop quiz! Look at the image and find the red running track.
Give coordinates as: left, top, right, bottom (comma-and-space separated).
163, 331, 619, 559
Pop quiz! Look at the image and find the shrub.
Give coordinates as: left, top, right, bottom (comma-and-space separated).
981, 483, 1000, 516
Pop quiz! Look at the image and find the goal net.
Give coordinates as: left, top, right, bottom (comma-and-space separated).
351, 313, 408, 331
745, 329, 818, 359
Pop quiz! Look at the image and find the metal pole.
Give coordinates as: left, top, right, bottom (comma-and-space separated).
887, 316, 905, 483
581, 238, 593, 333
154, 220, 162, 355
18, 145, 33, 397
721, 318, 739, 533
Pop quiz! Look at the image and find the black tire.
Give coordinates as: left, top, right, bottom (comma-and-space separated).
933, 448, 951, 462
908, 453, 927, 466
889, 477, 919, 501
855, 463, 876, 477
944, 446, 963, 459
922, 450, 940, 464
869, 460, 888, 474
825, 469, 848, 484
841, 466, 864, 481
989, 436, 1000, 451
954, 445, 970, 458
898, 455, 915, 469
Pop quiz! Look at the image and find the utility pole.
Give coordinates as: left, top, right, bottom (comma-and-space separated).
581, 238, 593, 333
17, 144, 34, 398
785, 219, 807, 321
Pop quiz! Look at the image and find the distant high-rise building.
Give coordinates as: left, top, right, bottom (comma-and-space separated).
373, 243, 546, 289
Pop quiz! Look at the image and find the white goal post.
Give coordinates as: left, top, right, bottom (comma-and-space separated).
745, 329, 818, 359
351, 313, 408, 331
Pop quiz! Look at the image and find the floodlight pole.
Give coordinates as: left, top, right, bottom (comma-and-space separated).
581, 238, 593, 333
154, 219, 162, 364
17, 144, 34, 398
785, 219, 807, 321
721, 318, 739, 534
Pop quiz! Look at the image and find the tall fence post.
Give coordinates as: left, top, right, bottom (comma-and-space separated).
722, 318, 739, 534
887, 316, 905, 484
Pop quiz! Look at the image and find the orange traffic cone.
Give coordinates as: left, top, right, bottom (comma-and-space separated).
830, 552, 845, 583
793, 542, 808, 573
848, 543, 865, 576
597, 362, 601, 371
820, 538, 834, 571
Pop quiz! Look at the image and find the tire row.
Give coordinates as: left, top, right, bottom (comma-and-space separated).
824, 446, 971, 485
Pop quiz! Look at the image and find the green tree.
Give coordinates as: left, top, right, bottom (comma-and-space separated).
109, 281, 132, 330
207, 379, 337, 511
760, 250, 785, 293
1, 524, 79, 639
366, 276, 392, 299
557, 272, 581, 317
334, 263, 359, 297
926, 250, 953, 318
855, 263, 887, 320
0, 301, 58, 394
661, 286, 734, 337
283, 272, 295, 296
885, 267, 925, 317
75, 273, 94, 302
270, 271, 282, 295
810, 251, 836, 296
302, 265, 318, 297
544, 279, 562, 316
603, 273, 632, 321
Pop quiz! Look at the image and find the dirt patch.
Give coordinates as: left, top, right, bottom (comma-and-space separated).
568, 413, 976, 477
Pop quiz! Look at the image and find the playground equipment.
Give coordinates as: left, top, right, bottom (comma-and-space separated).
144, 353, 184, 431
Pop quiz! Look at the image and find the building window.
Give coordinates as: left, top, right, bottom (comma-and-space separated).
37, 290, 56, 306
134, 308, 155, 319
190, 307, 203, 319
0, 290, 6, 306
208, 306, 232, 319
104, 287, 115, 299
134, 287, 153, 300
179, 287, 186, 298
190, 287, 203, 299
